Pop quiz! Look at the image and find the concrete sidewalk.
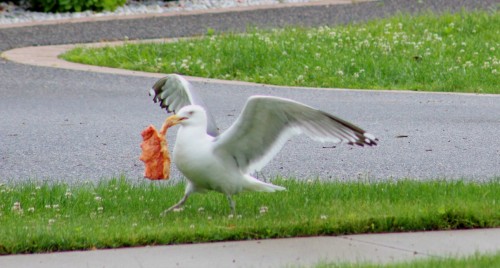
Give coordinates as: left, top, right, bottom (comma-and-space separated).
0, 229, 499, 267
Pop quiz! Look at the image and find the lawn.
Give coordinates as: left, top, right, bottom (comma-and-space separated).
318, 252, 500, 268
0, 178, 498, 254
61, 10, 500, 93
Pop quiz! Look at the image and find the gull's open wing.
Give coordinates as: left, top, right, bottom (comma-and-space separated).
213, 96, 377, 174
150, 74, 219, 136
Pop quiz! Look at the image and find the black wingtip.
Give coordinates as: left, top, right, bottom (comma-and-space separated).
349, 132, 378, 147
361, 133, 378, 146
151, 76, 170, 110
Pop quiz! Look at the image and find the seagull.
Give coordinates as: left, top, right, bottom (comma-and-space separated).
150, 74, 378, 214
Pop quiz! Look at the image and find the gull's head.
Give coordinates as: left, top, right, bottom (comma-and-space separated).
166, 105, 207, 128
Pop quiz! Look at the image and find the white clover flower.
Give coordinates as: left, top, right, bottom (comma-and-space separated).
198, 207, 205, 213
259, 206, 269, 214
28, 207, 35, 213
48, 219, 56, 225
320, 215, 328, 220
11, 202, 22, 213
463, 61, 473, 68
94, 196, 102, 202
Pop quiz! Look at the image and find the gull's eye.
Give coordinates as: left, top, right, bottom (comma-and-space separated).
188, 111, 195, 116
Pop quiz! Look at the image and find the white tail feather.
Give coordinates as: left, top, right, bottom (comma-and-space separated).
243, 175, 286, 192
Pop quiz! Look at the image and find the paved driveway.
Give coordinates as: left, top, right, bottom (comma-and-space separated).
0, 0, 499, 183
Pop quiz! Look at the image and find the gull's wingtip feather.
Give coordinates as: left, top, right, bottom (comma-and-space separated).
349, 133, 378, 147
363, 132, 378, 146
149, 88, 156, 97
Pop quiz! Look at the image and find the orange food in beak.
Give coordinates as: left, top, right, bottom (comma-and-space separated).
139, 117, 177, 180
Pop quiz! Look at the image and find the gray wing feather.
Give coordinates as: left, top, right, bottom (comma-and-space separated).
213, 96, 377, 174
150, 74, 219, 136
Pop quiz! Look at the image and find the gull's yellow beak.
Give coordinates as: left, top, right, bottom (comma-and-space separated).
159, 114, 186, 135
166, 114, 186, 127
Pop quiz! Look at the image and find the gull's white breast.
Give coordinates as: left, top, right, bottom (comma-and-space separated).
173, 128, 245, 194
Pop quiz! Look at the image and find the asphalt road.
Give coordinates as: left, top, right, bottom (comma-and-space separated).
0, 0, 499, 183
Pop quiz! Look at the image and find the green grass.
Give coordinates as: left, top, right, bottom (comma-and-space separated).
317, 252, 500, 268
0, 178, 498, 255
61, 10, 500, 93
